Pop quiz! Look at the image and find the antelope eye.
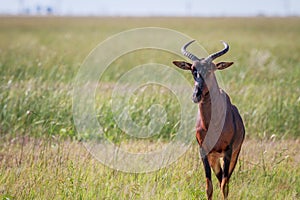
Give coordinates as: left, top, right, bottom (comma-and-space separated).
193, 71, 200, 79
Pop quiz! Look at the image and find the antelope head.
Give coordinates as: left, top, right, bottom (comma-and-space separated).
173, 40, 234, 103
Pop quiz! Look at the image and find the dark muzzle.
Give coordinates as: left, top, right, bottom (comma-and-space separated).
192, 81, 203, 103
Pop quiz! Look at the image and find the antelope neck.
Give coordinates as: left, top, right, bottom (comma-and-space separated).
198, 75, 225, 131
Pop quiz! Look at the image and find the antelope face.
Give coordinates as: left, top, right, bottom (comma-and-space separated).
191, 63, 205, 103
191, 59, 212, 103
173, 59, 212, 103
173, 40, 234, 103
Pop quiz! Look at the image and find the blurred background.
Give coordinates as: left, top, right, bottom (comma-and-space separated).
1, 1, 300, 199
1, 0, 300, 17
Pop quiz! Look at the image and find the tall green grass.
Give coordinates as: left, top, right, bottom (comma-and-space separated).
0, 17, 299, 139
0, 137, 299, 199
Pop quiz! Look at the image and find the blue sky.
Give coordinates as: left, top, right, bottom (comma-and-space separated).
1, 0, 300, 16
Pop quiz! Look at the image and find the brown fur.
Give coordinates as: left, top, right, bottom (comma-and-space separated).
173, 60, 245, 200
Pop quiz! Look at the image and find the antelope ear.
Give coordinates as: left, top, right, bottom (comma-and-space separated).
215, 62, 234, 70
172, 61, 192, 70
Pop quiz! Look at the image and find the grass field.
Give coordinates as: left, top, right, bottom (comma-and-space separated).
0, 17, 300, 199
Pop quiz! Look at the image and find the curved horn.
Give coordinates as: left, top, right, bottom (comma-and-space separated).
206, 41, 229, 61
181, 40, 199, 61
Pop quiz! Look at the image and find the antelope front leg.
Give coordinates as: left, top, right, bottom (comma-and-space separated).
221, 150, 232, 200
200, 148, 213, 200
